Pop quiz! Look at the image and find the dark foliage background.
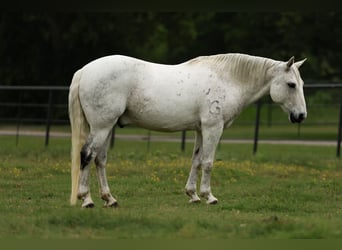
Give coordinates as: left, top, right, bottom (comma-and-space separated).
1, 12, 341, 86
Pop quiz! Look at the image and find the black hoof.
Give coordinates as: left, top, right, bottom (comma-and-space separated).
189, 199, 201, 204
83, 203, 95, 208
109, 202, 119, 208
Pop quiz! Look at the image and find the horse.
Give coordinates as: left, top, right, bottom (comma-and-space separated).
68, 53, 307, 208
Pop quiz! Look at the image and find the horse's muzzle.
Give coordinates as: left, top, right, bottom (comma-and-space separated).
290, 112, 306, 123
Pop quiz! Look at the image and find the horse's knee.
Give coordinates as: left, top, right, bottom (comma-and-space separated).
80, 145, 92, 169
191, 158, 202, 169
202, 161, 213, 173
95, 151, 107, 168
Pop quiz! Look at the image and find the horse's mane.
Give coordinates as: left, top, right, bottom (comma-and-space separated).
186, 53, 279, 84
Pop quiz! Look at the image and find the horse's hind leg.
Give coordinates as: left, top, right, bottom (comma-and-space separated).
95, 130, 118, 207
78, 126, 113, 208
78, 139, 95, 208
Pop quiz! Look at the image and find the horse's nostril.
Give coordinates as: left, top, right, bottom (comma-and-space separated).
290, 112, 306, 123
298, 113, 306, 122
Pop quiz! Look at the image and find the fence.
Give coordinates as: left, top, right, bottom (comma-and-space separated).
1, 84, 342, 156
0, 85, 69, 146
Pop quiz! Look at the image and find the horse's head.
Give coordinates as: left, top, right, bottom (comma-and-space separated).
270, 56, 307, 123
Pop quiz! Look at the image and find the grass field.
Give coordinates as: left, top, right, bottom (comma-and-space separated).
1, 135, 342, 239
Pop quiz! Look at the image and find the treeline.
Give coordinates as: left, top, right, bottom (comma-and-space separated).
0, 12, 342, 86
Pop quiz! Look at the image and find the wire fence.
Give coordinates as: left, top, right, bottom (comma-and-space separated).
1, 84, 342, 156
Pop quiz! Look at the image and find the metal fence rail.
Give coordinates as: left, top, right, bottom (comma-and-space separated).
0, 85, 69, 146
1, 84, 342, 156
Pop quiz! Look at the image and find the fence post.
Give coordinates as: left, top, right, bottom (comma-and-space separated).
267, 99, 272, 127
181, 130, 186, 152
147, 130, 151, 151
336, 97, 342, 157
110, 126, 116, 149
297, 123, 301, 138
15, 91, 23, 146
45, 90, 53, 146
253, 101, 262, 155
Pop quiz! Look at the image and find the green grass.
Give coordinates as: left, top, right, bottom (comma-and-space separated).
1, 136, 342, 239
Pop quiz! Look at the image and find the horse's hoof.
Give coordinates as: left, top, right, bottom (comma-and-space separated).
206, 199, 218, 205
104, 201, 119, 208
189, 198, 201, 204
186, 190, 201, 204
109, 201, 119, 208
82, 203, 95, 208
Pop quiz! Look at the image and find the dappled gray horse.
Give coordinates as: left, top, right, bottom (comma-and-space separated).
69, 53, 307, 208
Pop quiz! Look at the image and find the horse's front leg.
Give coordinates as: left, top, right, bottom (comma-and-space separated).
185, 130, 202, 203
200, 122, 223, 204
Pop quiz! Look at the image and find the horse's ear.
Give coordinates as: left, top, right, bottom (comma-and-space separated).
294, 58, 307, 69
286, 56, 295, 68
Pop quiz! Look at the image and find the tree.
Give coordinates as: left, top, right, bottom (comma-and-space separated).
0, 12, 341, 86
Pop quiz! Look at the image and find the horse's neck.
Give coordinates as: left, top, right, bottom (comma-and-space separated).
198, 53, 277, 85
188, 54, 278, 105
243, 80, 272, 107
223, 54, 277, 106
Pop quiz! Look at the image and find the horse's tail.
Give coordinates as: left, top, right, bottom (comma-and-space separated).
68, 69, 89, 206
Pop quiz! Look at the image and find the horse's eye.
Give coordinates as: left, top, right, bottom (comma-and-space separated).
287, 82, 296, 89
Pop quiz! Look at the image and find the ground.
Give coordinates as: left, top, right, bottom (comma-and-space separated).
1, 135, 342, 239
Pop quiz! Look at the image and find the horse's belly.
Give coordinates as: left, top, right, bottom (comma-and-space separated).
119, 103, 200, 132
